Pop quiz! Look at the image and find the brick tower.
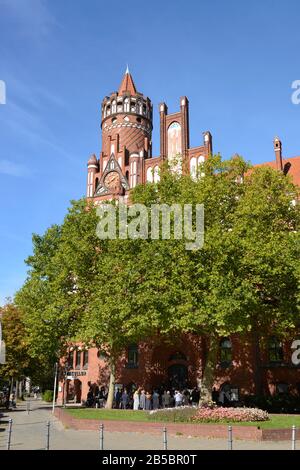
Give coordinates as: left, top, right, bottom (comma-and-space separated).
87, 67, 153, 202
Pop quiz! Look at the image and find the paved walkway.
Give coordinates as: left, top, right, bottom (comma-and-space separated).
0, 400, 298, 450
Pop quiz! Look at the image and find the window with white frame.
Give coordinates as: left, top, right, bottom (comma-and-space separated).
137, 100, 142, 115
190, 157, 197, 180
146, 167, 153, 183
124, 98, 129, 112
153, 165, 160, 183
130, 159, 138, 187
198, 155, 205, 177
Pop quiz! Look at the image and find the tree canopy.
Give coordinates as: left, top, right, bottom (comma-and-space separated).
14, 155, 300, 405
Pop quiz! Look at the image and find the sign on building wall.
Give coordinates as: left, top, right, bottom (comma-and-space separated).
66, 371, 87, 380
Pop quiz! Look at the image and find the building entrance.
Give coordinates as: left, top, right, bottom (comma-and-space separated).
168, 364, 188, 390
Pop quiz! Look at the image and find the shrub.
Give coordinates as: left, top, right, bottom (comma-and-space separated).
191, 406, 269, 423
243, 394, 300, 414
42, 390, 54, 402
148, 406, 197, 422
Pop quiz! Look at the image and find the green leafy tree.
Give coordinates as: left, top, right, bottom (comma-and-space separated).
132, 156, 300, 403
0, 303, 30, 386
15, 156, 300, 407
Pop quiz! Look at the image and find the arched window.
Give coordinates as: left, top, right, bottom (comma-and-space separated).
268, 336, 284, 362
127, 344, 138, 368
220, 338, 232, 366
198, 155, 205, 177
146, 167, 153, 183
153, 165, 160, 183
130, 101, 136, 113
124, 98, 129, 112
106, 105, 110, 115
167, 122, 182, 173
190, 157, 197, 180
75, 350, 81, 369
130, 158, 138, 188
125, 170, 129, 182
83, 350, 89, 369
137, 100, 142, 114
117, 100, 123, 112
111, 100, 116, 114
68, 351, 74, 369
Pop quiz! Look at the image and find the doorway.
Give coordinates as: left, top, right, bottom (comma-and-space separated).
168, 364, 188, 390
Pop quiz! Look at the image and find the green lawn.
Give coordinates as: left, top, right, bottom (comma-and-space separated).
65, 408, 150, 422
64, 408, 300, 428
242, 414, 300, 429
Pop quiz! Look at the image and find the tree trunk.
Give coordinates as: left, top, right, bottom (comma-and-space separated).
105, 359, 116, 409
252, 329, 263, 397
19, 380, 23, 399
10, 377, 14, 395
15, 379, 19, 399
199, 336, 219, 406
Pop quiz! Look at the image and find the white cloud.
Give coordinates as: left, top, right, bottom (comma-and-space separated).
0, 0, 58, 37
0, 159, 30, 177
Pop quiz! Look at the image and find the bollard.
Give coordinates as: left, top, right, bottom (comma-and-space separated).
27, 400, 30, 415
45, 421, 50, 450
163, 427, 168, 450
99, 423, 104, 450
228, 425, 233, 450
292, 425, 296, 450
6, 418, 12, 450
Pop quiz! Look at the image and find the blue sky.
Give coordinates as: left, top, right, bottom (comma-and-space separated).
0, 0, 300, 304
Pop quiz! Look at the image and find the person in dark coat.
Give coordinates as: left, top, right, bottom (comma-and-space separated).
115, 388, 122, 409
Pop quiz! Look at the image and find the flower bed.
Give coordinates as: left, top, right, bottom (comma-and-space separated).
191, 406, 269, 423
148, 406, 269, 423
148, 406, 196, 422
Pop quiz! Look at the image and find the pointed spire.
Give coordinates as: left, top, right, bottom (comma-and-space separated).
118, 67, 137, 95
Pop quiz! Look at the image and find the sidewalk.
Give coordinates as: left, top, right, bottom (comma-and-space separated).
0, 400, 298, 450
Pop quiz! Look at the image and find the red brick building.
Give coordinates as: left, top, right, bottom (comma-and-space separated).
57, 69, 300, 405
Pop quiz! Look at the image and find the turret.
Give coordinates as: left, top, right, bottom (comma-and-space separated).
100, 67, 153, 170
87, 154, 98, 198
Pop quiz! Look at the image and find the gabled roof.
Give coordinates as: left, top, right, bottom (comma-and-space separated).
255, 156, 300, 186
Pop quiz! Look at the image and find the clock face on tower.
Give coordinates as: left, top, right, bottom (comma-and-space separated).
104, 171, 121, 193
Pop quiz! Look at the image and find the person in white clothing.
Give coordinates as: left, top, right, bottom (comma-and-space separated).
133, 388, 140, 410
174, 390, 183, 407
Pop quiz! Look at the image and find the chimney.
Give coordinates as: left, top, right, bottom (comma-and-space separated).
273, 136, 283, 171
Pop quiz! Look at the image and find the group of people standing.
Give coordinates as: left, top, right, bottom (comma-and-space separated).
114, 387, 201, 410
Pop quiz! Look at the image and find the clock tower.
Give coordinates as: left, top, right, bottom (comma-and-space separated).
87, 67, 153, 202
